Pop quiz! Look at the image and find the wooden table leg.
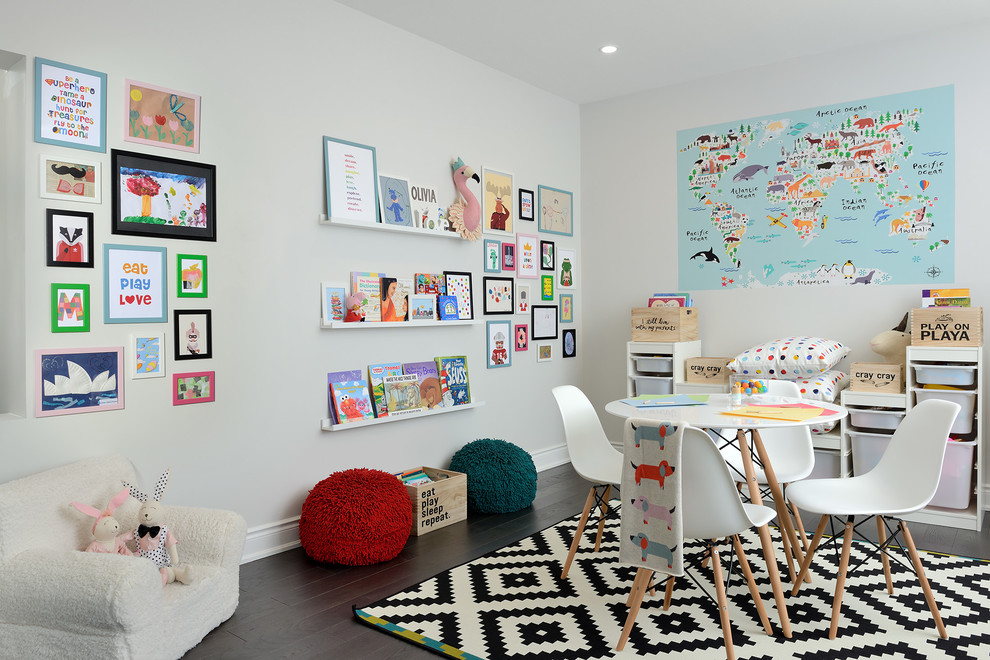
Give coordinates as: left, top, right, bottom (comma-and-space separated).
751, 429, 806, 580
737, 429, 792, 638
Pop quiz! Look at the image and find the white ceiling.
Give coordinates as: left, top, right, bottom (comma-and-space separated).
336, 0, 990, 105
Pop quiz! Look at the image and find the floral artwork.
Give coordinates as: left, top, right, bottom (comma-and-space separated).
124, 80, 200, 153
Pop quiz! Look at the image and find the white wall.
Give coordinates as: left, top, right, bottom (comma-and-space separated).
0, 1, 581, 557
581, 23, 990, 477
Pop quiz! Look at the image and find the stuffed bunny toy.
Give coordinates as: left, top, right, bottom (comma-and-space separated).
122, 469, 193, 586
70, 487, 135, 555
869, 312, 910, 369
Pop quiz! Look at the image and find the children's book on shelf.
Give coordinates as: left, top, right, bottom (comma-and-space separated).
437, 295, 459, 320
435, 355, 470, 406
409, 293, 437, 321
922, 288, 970, 307
327, 369, 362, 423
367, 362, 403, 417
415, 273, 446, 296
383, 374, 423, 416
321, 283, 346, 326
351, 271, 383, 322
330, 380, 374, 424
380, 277, 412, 322
402, 360, 444, 409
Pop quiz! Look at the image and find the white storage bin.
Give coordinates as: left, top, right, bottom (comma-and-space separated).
913, 388, 976, 434
634, 356, 673, 374
848, 408, 906, 431
849, 430, 893, 475
634, 376, 673, 395
913, 364, 977, 387
809, 448, 841, 480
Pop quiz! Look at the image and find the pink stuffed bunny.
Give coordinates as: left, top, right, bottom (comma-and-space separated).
70, 487, 134, 556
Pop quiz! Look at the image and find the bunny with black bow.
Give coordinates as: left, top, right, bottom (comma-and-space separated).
123, 469, 193, 586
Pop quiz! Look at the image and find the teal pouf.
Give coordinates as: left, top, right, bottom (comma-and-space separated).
449, 438, 537, 513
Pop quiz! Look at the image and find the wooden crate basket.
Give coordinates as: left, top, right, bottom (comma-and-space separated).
849, 362, 903, 393
401, 466, 467, 536
631, 307, 698, 342
684, 356, 732, 384
911, 307, 983, 347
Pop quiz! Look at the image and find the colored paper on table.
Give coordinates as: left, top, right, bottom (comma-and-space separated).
722, 405, 824, 422
621, 394, 710, 407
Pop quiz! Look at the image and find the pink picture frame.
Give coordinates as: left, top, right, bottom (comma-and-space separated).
35, 346, 124, 417
173, 370, 215, 405
124, 79, 201, 153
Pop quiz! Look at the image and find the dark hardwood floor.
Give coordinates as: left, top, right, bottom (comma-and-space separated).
184, 464, 990, 659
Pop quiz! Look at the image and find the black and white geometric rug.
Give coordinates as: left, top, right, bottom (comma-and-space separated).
355, 512, 990, 659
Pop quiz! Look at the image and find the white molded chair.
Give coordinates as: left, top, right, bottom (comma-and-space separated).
618, 424, 776, 658
787, 398, 961, 640
551, 385, 624, 579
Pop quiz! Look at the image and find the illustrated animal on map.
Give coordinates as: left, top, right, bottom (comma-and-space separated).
630, 496, 676, 529
840, 260, 856, 279
767, 213, 788, 228
767, 184, 786, 194
853, 117, 875, 129
852, 270, 877, 285
630, 533, 678, 568
792, 217, 816, 233
839, 130, 858, 140
446, 157, 482, 241
881, 141, 894, 154
854, 148, 875, 160
816, 264, 838, 277
816, 161, 834, 170
631, 460, 675, 488
890, 216, 912, 234
880, 122, 903, 133
632, 422, 672, 448
805, 135, 823, 147
732, 164, 768, 182
696, 135, 712, 143
897, 195, 914, 204
690, 247, 720, 263
765, 120, 784, 132
819, 174, 838, 187
773, 173, 795, 183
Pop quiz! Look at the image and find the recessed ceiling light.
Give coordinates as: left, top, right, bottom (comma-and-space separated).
600, 45, 618, 54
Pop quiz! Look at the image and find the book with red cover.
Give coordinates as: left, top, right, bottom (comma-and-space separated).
327, 369, 362, 423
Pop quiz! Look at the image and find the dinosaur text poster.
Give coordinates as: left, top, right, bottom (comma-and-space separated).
677, 85, 954, 289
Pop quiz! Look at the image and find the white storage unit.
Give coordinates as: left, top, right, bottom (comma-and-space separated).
626, 340, 701, 397
840, 389, 907, 482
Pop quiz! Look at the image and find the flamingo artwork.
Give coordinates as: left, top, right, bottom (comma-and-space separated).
447, 157, 481, 241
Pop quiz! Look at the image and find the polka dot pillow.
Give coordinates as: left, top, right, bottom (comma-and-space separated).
794, 370, 849, 403
727, 336, 850, 379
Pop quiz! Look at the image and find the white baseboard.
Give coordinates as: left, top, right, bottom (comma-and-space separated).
532, 443, 571, 472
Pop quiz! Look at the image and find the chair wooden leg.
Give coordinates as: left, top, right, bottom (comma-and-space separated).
791, 502, 812, 584
561, 487, 596, 579
829, 518, 855, 639
900, 521, 948, 639
877, 516, 893, 594
733, 534, 773, 636
792, 514, 829, 596
663, 577, 675, 610
710, 544, 736, 660
617, 568, 653, 651
595, 485, 610, 552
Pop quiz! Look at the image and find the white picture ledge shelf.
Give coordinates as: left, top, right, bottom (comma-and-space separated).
324, 319, 477, 329
322, 401, 485, 431
320, 214, 466, 240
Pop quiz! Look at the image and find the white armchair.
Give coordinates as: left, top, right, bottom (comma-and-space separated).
0, 454, 247, 659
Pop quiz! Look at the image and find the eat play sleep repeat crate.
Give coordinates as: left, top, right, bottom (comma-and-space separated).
401, 467, 467, 536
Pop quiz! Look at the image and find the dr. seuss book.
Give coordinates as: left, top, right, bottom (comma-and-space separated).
415, 273, 446, 296
368, 362, 403, 417
402, 360, 444, 409
350, 271, 383, 322
383, 373, 423, 416
437, 295, 459, 320
380, 276, 412, 322
435, 356, 470, 406
327, 369, 362, 423
330, 380, 374, 424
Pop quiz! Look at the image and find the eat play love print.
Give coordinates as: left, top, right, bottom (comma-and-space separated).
104, 244, 167, 323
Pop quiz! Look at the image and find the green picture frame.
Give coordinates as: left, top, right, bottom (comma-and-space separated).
177, 253, 208, 298
51, 283, 90, 333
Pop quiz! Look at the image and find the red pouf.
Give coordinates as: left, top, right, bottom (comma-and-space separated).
299, 468, 412, 566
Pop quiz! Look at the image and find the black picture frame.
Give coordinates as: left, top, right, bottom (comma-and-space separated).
518, 188, 534, 221
111, 148, 216, 241
46, 209, 94, 268
540, 239, 555, 271
482, 276, 514, 315
173, 309, 212, 360
531, 304, 559, 340
442, 270, 474, 320
563, 328, 577, 358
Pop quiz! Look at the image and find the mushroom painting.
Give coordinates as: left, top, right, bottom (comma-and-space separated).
125, 174, 161, 217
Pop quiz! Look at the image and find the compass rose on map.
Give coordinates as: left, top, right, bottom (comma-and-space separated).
926, 266, 942, 279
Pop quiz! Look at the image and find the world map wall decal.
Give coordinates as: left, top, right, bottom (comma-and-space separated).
677, 85, 954, 289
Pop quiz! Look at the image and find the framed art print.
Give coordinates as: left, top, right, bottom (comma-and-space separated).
518, 188, 534, 221
103, 244, 167, 323
483, 276, 513, 315
174, 309, 212, 360
35, 58, 106, 153
124, 80, 200, 153
111, 149, 216, 242
486, 320, 511, 368
560, 293, 574, 323
558, 247, 576, 288
482, 167, 513, 236
484, 239, 501, 273
379, 175, 413, 226
502, 242, 515, 270
515, 283, 530, 314
40, 155, 101, 204
531, 304, 558, 340
514, 323, 529, 351
563, 328, 577, 358
541, 274, 554, 301
177, 254, 207, 298
321, 282, 347, 326
324, 135, 379, 223
131, 333, 165, 379
173, 371, 215, 405
35, 347, 123, 417
541, 240, 555, 271
539, 185, 573, 236
409, 293, 438, 321
537, 344, 552, 362
443, 271, 473, 320
516, 233, 538, 279
51, 283, 89, 333
46, 209, 94, 267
